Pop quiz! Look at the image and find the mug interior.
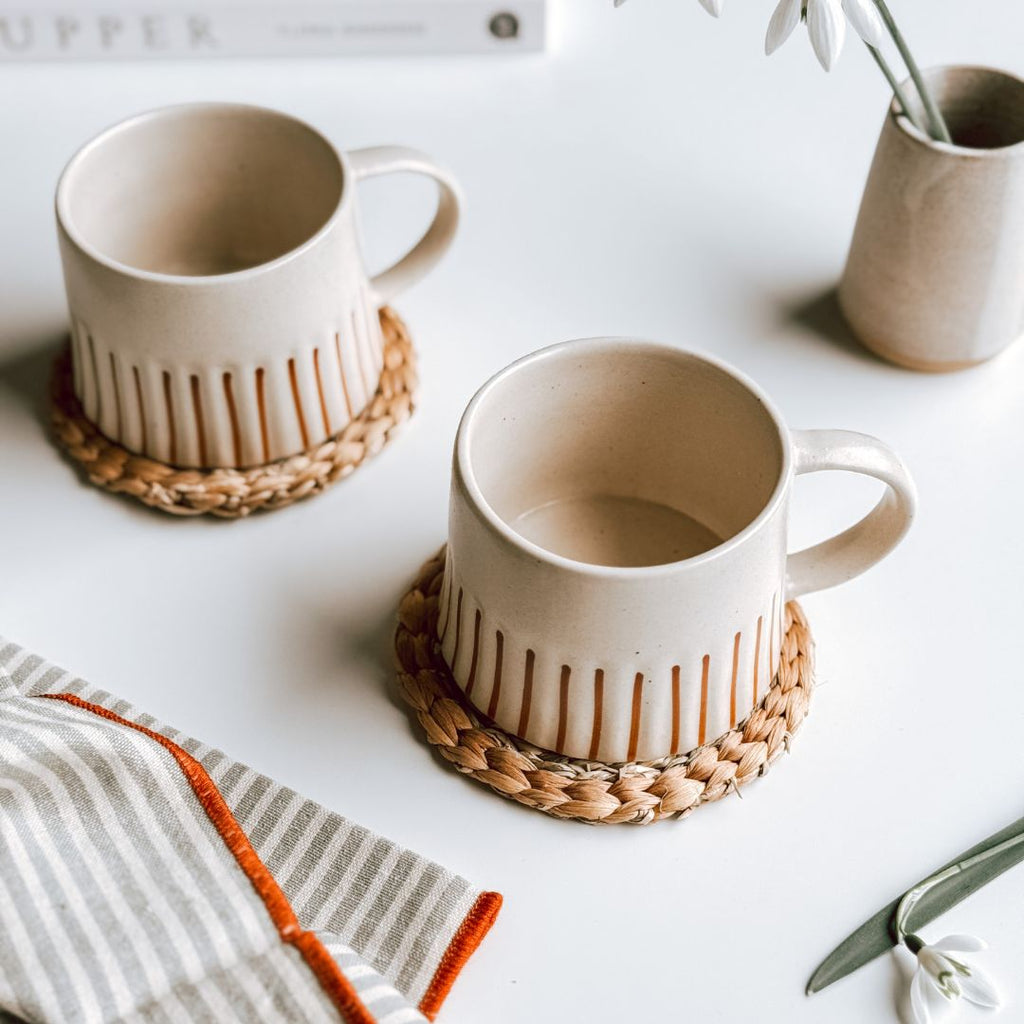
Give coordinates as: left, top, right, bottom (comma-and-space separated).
58, 105, 344, 277
901, 67, 1024, 150
463, 342, 786, 568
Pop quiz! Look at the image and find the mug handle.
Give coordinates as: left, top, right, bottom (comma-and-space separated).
786, 429, 917, 600
347, 145, 462, 305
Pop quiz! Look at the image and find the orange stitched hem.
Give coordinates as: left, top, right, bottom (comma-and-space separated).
418, 891, 502, 1021
38, 693, 376, 1024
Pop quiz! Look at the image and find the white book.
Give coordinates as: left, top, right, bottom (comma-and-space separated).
0, 1, 547, 60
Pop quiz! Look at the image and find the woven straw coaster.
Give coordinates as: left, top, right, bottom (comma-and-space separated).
49, 307, 417, 519
396, 549, 814, 825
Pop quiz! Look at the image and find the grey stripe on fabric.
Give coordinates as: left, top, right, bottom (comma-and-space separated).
374, 861, 447, 975
232, 772, 274, 826
303, 828, 381, 924
0, 698, 337, 1023
79, 730, 296, 1017
350, 848, 420, 952
17, 663, 66, 696
239, 779, 285, 839
249, 788, 304, 851
120, 990, 178, 1024
0, 637, 492, 1018
198, 748, 227, 778
269, 798, 476, 1003
396, 875, 475, 998
3, 648, 40, 684
0, 710, 211, 1019
4, 700, 232, 979
1, 757, 170, 1011
1, 703, 265, 1022
221, 766, 259, 802
265, 791, 477, 1000
202, 945, 320, 1022
25, 676, 472, 995
263, 800, 327, 878
0, 789, 117, 1019
272, 944, 342, 1020
213, 760, 250, 799
110, 696, 134, 717
52, 698, 342, 1023
10, 700, 252, 953
0, 865, 60, 1021
12, 657, 71, 695
119, 945, 340, 1023
282, 810, 352, 896
3, 702, 284, 1022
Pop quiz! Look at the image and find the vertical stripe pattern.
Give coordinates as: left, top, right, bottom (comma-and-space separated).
486, 631, 504, 721
753, 615, 764, 705
0, 639, 498, 1022
626, 673, 643, 762
555, 666, 571, 753
670, 665, 681, 756
463, 611, 482, 698
730, 632, 741, 728
437, 571, 785, 762
698, 655, 710, 746
588, 669, 604, 761
66, 303, 387, 468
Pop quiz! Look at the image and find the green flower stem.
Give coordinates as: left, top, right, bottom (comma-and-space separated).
895, 831, 1024, 943
871, 0, 952, 143
865, 43, 926, 134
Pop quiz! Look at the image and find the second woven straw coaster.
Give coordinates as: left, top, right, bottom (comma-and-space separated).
49, 307, 417, 518
396, 549, 814, 825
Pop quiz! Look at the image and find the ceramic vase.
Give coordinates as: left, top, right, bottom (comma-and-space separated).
839, 66, 1024, 371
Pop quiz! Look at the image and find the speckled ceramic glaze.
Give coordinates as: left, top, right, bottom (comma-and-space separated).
840, 66, 1024, 371
439, 340, 916, 762
55, 103, 460, 467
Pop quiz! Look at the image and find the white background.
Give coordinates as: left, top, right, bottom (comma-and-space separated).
2, 3, 1023, 1022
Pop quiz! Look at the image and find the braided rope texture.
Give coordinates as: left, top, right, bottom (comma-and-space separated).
49, 307, 417, 519
396, 549, 814, 825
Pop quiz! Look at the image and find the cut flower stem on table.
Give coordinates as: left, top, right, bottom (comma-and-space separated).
808, 817, 1024, 1021
890, 836, 1023, 1024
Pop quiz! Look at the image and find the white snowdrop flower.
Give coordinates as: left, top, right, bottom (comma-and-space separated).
842, 0, 885, 48
805, 0, 846, 71
765, 0, 884, 69
765, 0, 802, 55
905, 934, 1001, 1024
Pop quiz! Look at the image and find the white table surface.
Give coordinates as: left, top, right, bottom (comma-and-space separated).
2, 4, 1023, 1022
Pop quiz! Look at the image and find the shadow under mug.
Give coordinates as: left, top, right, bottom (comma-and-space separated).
55, 103, 461, 468
439, 340, 917, 763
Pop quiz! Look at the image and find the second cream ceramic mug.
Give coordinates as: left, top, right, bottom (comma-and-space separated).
56, 103, 460, 468
439, 340, 916, 763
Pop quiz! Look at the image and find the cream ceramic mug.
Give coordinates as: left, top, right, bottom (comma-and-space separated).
56, 103, 460, 468
438, 340, 916, 763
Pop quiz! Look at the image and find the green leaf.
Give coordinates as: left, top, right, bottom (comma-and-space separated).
807, 813, 1024, 995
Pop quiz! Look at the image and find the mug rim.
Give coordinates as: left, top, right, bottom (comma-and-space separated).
890, 64, 1024, 158
54, 101, 351, 286
454, 337, 794, 580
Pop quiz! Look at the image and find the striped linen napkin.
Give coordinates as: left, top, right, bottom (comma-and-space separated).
0, 638, 501, 1023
